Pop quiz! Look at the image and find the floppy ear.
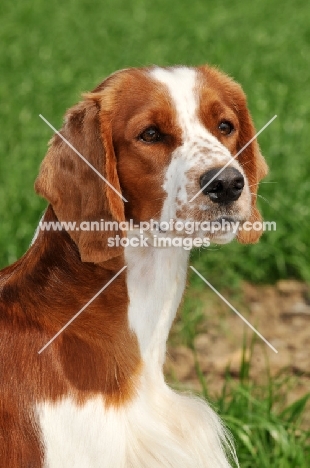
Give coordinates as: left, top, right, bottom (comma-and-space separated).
236, 105, 268, 244
35, 94, 125, 263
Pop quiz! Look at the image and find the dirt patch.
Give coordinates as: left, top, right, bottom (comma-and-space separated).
166, 280, 310, 421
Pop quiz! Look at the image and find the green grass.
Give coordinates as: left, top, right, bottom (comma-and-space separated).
0, 0, 310, 284
220, 363, 310, 467
172, 296, 310, 467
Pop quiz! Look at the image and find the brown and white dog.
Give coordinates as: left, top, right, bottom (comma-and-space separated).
0, 65, 268, 467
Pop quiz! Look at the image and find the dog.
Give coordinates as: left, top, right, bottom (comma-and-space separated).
0, 65, 268, 467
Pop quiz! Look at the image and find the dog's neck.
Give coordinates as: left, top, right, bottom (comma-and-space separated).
27, 206, 189, 376
125, 243, 189, 372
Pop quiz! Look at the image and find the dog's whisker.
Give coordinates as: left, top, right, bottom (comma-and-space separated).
251, 192, 271, 205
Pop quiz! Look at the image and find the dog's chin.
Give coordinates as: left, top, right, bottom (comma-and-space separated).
211, 231, 237, 245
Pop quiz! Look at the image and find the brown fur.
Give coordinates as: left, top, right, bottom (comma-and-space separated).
0, 206, 141, 466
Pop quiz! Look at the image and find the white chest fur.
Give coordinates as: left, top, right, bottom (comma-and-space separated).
37, 245, 236, 467
37, 381, 234, 468
125, 244, 189, 368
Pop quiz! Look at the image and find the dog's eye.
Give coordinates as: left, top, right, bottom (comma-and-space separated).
218, 121, 234, 135
139, 127, 162, 143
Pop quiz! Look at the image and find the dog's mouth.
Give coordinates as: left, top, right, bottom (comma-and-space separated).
213, 215, 237, 223
196, 214, 243, 244
126, 212, 247, 247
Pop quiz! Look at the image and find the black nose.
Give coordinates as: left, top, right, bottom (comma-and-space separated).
200, 167, 244, 204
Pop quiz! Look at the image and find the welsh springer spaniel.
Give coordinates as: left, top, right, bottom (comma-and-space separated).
0, 65, 268, 467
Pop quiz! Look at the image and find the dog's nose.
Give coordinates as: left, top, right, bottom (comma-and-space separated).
200, 167, 244, 204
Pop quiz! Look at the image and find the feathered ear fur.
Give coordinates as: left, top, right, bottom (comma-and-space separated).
236, 103, 268, 244
35, 92, 125, 263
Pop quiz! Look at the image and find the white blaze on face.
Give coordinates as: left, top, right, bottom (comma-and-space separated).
149, 67, 251, 240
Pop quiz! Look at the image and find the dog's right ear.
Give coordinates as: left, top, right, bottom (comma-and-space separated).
235, 101, 269, 244
35, 93, 125, 264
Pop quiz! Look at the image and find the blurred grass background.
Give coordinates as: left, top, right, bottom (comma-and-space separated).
1, 0, 309, 465
0, 0, 309, 284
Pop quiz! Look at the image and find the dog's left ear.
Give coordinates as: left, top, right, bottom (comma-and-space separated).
236, 103, 268, 244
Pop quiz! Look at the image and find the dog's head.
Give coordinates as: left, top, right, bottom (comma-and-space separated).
35, 65, 268, 262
